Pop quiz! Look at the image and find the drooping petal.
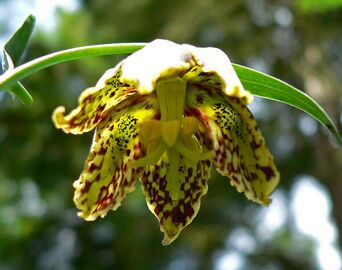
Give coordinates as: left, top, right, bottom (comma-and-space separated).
186, 87, 279, 205
52, 67, 137, 134
73, 96, 158, 220
141, 152, 212, 245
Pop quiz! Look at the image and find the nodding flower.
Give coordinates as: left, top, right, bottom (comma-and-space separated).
52, 39, 279, 245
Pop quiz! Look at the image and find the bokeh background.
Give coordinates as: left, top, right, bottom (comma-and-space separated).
1, 0, 342, 269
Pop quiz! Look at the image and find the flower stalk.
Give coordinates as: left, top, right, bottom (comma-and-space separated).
0, 43, 146, 92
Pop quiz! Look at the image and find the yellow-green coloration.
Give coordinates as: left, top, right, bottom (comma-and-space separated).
72, 96, 158, 221
52, 39, 279, 245
134, 78, 212, 203
53, 68, 137, 134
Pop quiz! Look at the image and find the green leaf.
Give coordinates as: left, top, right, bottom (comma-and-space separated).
1, 14, 36, 104
7, 81, 33, 105
296, 0, 342, 13
233, 64, 342, 149
3, 14, 36, 67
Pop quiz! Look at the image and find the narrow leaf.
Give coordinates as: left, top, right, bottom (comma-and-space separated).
233, 64, 342, 149
4, 14, 36, 66
8, 81, 33, 105
1, 14, 36, 104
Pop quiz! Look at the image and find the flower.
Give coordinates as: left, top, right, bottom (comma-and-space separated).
52, 39, 279, 245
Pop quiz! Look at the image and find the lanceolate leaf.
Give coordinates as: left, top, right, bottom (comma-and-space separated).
233, 64, 342, 149
8, 81, 33, 105
1, 14, 35, 104
3, 15, 36, 67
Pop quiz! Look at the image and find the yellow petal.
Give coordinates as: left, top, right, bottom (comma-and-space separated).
52, 67, 137, 134
141, 153, 212, 245
74, 96, 157, 220
187, 87, 279, 205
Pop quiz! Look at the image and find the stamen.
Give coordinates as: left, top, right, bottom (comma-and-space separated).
130, 143, 166, 168
174, 141, 214, 163
156, 78, 186, 121
181, 116, 200, 136
161, 120, 180, 147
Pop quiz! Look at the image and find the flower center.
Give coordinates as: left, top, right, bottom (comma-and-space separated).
131, 77, 212, 200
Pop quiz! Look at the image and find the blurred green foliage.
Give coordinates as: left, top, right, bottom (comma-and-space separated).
0, 0, 342, 269
297, 0, 342, 13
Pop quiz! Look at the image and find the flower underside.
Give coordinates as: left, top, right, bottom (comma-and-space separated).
52, 39, 279, 245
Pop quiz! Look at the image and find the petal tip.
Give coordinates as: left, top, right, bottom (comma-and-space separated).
76, 206, 112, 222
263, 197, 272, 206
52, 106, 66, 129
160, 224, 182, 246
162, 235, 178, 246
52, 105, 84, 134
78, 212, 96, 221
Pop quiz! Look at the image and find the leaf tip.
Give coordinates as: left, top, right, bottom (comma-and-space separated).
26, 14, 36, 25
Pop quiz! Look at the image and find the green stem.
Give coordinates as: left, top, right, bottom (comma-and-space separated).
0, 43, 147, 92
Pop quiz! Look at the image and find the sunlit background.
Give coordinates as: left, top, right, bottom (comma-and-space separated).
1, 0, 342, 269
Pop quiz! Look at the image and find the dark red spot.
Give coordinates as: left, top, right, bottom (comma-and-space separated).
196, 95, 204, 104
256, 165, 275, 180
88, 163, 100, 173
185, 108, 209, 124
94, 104, 106, 123
250, 140, 261, 150
98, 147, 106, 155
250, 172, 258, 181
226, 162, 234, 173
231, 175, 239, 184
81, 181, 92, 193
165, 202, 195, 226
95, 174, 101, 182
83, 94, 94, 103
134, 143, 140, 150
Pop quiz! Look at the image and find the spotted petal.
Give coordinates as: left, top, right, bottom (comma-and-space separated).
52, 66, 137, 134
141, 153, 212, 245
187, 87, 279, 205
73, 96, 158, 220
